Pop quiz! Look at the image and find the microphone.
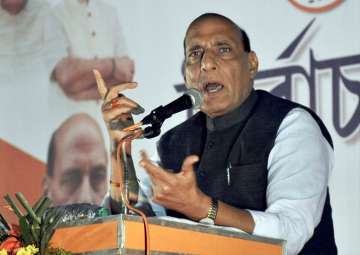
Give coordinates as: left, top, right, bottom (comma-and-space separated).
140, 88, 203, 126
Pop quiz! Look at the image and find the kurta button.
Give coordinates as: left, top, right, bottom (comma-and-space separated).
91, 31, 96, 37
88, 12, 92, 17
207, 140, 215, 149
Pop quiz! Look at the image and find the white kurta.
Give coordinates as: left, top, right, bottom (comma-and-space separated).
0, 0, 67, 161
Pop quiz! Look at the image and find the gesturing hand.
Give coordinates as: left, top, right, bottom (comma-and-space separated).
139, 151, 211, 220
93, 69, 143, 142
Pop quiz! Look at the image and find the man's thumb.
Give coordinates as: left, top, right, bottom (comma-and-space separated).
181, 155, 199, 174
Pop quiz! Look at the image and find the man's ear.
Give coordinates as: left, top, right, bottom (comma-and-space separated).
184, 77, 191, 89
183, 73, 192, 90
248, 51, 259, 79
182, 59, 191, 89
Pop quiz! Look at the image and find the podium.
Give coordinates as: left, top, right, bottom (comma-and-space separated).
50, 214, 285, 255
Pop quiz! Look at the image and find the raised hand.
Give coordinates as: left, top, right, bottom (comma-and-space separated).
93, 69, 143, 142
139, 151, 211, 221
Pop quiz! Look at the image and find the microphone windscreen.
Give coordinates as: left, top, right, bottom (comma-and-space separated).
185, 88, 203, 109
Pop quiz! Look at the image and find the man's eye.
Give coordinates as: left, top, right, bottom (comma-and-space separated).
90, 165, 107, 192
60, 169, 82, 193
189, 50, 202, 58
219, 47, 231, 53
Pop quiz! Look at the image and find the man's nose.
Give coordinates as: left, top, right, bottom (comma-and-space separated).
75, 176, 95, 204
201, 50, 217, 72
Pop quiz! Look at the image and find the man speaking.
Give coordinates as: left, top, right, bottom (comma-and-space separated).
97, 13, 337, 255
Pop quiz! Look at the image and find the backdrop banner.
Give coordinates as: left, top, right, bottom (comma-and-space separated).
0, 1, 358, 254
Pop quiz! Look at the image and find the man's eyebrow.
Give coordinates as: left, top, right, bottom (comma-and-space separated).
186, 44, 202, 52
62, 168, 82, 177
90, 163, 107, 172
215, 41, 232, 47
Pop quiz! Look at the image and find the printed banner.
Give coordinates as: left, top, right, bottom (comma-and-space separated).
0, 0, 358, 254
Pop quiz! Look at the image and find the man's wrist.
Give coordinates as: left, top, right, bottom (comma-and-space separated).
199, 197, 218, 225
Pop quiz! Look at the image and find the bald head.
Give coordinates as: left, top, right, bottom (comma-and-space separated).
47, 113, 106, 176
45, 114, 108, 206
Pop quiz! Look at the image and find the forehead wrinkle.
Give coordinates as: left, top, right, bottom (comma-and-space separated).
184, 16, 245, 54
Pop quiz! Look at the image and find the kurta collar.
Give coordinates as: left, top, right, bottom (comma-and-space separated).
206, 90, 258, 131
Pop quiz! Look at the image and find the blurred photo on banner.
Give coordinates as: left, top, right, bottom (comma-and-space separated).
0, 0, 134, 219
0, 0, 67, 222
44, 113, 108, 206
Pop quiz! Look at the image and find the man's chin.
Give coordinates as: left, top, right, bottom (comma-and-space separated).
200, 105, 225, 119
200, 96, 227, 118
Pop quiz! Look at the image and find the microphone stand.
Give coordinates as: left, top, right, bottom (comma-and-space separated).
109, 121, 161, 215
110, 128, 142, 215
109, 125, 154, 255
93, 69, 152, 254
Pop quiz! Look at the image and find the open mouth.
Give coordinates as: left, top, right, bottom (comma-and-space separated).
205, 83, 224, 93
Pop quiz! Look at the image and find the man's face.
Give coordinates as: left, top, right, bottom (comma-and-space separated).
1, 0, 27, 15
184, 17, 257, 118
46, 127, 108, 206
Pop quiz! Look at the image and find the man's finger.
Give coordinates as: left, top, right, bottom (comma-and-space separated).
139, 151, 174, 184
181, 155, 199, 174
102, 96, 144, 114
103, 111, 133, 126
93, 69, 108, 99
106, 82, 138, 100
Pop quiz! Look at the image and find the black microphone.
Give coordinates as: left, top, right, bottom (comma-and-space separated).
141, 88, 203, 126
